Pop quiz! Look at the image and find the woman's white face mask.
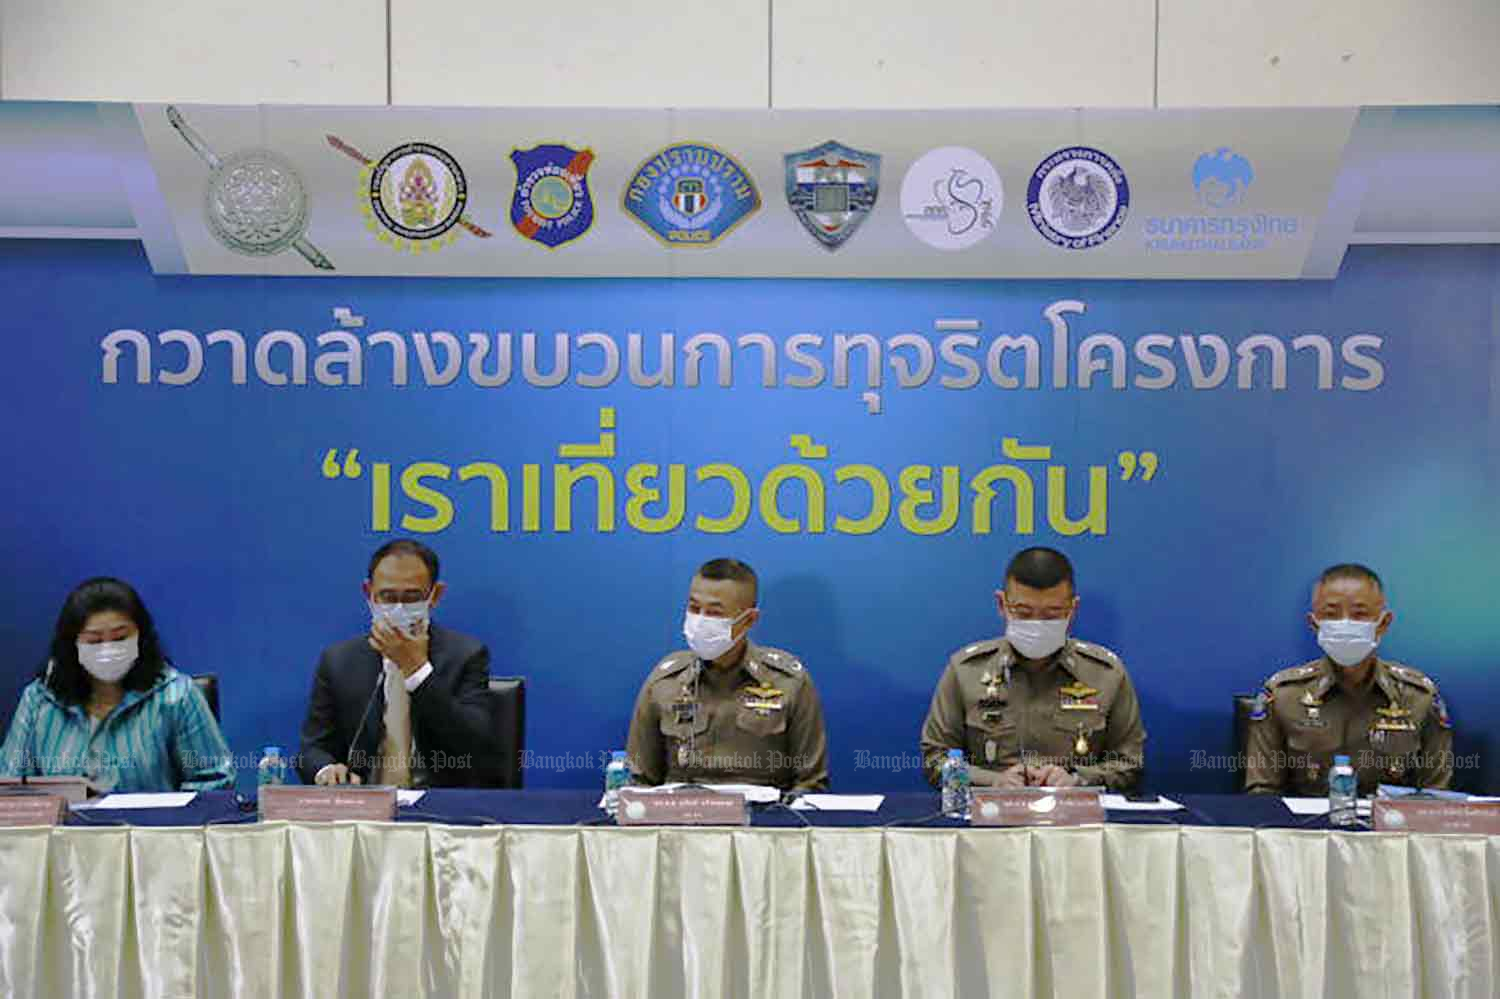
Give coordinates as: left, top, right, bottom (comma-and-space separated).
77, 634, 139, 683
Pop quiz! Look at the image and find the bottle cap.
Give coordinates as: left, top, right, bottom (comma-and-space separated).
611, 750, 627, 761
948, 748, 964, 759
262, 745, 283, 756
1334, 754, 1351, 765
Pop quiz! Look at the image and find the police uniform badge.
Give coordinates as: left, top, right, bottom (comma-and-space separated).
510, 144, 595, 248
1247, 691, 1270, 721
1059, 681, 1101, 711
738, 683, 785, 717
623, 142, 761, 246
783, 140, 880, 251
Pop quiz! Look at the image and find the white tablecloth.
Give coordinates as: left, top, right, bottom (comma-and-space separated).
0, 823, 1495, 998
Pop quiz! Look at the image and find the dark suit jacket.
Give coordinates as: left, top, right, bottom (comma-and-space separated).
297, 624, 500, 787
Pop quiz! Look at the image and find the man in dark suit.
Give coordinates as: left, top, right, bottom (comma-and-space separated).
297, 539, 499, 787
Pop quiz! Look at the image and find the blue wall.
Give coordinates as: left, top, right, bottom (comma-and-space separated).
2, 240, 1496, 792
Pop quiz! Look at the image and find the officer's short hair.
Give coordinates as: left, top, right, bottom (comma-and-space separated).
1315, 563, 1382, 596
696, 557, 758, 604
369, 538, 441, 584
1004, 547, 1074, 594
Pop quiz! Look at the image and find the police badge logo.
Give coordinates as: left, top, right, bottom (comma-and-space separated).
623, 142, 760, 246
899, 146, 1003, 251
326, 134, 493, 253
1026, 146, 1129, 250
510, 144, 595, 249
784, 140, 880, 250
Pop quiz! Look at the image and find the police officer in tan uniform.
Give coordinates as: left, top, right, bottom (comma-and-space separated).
1245, 563, 1453, 795
626, 558, 829, 792
920, 548, 1146, 791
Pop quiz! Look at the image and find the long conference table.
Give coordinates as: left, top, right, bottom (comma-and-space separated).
0, 791, 1495, 999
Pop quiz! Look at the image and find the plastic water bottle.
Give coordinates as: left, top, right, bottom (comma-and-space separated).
940, 749, 971, 820
257, 745, 287, 789
604, 750, 630, 818
1328, 754, 1358, 827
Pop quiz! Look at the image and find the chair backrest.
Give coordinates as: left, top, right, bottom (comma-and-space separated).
485, 676, 526, 789
192, 673, 221, 721
1231, 692, 1258, 791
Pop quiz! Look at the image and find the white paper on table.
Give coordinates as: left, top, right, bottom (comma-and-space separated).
1283, 797, 1330, 815
83, 792, 197, 809
396, 790, 426, 806
597, 782, 782, 809
1283, 797, 1372, 816
790, 794, 885, 812
1100, 794, 1184, 812
1466, 795, 1500, 803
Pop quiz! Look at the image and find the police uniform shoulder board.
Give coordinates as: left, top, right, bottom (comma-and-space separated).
954, 638, 1001, 664
1265, 661, 1320, 689
1386, 662, 1436, 693
654, 652, 696, 677
756, 646, 805, 676
1068, 639, 1123, 670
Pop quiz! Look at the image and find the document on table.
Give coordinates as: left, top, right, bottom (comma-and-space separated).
1100, 794, 1184, 812
82, 792, 197, 809
396, 790, 426, 806
790, 794, 885, 812
1283, 797, 1329, 815
597, 783, 783, 809
1283, 797, 1372, 816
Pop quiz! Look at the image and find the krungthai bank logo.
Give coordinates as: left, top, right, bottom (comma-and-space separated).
1193, 147, 1253, 208
1143, 146, 1300, 253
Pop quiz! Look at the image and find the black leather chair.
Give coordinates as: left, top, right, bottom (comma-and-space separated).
1231, 693, 1258, 791
484, 676, 526, 789
192, 673, 221, 721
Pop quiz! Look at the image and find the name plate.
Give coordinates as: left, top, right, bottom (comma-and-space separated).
970, 788, 1106, 827
0, 777, 89, 804
1372, 799, 1500, 835
616, 788, 749, 826
0, 794, 68, 826
258, 785, 397, 822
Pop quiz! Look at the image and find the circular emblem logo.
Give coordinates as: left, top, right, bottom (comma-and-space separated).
204, 148, 309, 256
526, 172, 576, 221
900, 146, 1003, 251
1026, 146, 1129, 249
365, 142, 467, 245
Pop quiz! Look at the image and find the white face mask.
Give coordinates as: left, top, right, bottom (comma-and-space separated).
683, 609, 751, 661
1005, 618, 1070, 661
369, 595, 431, 638
77, 634, 139, 683
1318, 618, 1380, 668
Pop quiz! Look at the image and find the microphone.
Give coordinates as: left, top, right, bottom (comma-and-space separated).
344, 666, 385, 782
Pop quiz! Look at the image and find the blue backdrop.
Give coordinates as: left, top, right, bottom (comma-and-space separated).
2, 239, 1496, 792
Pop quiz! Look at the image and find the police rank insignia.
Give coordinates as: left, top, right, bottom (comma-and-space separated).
623, 142, 760, 246
783, 140, 880, 250
326, 134, 492, 252
509, 144, 595, 248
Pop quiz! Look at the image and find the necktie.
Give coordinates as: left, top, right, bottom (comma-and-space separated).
376, 662, 413, 788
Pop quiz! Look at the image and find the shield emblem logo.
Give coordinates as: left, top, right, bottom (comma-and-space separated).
784, 140, 881, 250
673, 177, 707, 217
509, 143, 596, 248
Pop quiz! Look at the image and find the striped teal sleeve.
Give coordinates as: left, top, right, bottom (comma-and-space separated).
0, 683, 41, 778
170, 681, 235, 791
